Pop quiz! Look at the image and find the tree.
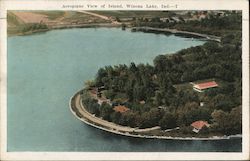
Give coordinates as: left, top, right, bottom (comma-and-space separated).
176, 102, 211, 126
211, 108, 241, 135
84, 80, 95, 88
119, 111, 141, 127
228, 106, 242, 133
222, 34, 235, 44
104, 90, 116, 100
129, 62, 138, 73
211, 109, 228, 133
100, 103, 113, 121
159, 113, 177, 130
95, 68, 107, 87
139, 108, 163, 128
153, 55, 168, 72
81, 93, 100, 116
110, 112, 121, 124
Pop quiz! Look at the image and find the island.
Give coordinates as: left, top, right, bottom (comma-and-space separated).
69, 11, 242, 140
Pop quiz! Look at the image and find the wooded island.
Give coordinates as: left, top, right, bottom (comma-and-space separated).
79, 11, 242, 137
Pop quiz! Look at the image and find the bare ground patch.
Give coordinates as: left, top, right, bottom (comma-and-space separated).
12, 12, 50, 23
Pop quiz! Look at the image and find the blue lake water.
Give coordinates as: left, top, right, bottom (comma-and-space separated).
7, 27, 241, 152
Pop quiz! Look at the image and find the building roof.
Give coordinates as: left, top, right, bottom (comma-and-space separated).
193, 81, 218, 90
113, 105, 130, 113
191, 121, 209, 130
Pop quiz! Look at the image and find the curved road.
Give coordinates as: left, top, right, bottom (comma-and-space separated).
70, 91, 241, 140
77, 11, 122, 25
72, 92, 160, 133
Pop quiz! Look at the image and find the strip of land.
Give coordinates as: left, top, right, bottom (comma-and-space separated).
70, 90, 241, 140
132, 27, 221, 42
71, 90, 160, 133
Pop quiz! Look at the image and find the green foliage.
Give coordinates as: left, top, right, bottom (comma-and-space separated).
91, 33, 241, 133
118, 111, 141, 127
139, 108, 163, 128
84, 80, 95, 88
177, 102, 211, 126
22, 23, 48, 33
103, 90, 116, 100
211, 106, 241, 135
110, 112, 121, 124
81, 92, 100, 116
87, 11, 242, 135
100, 103, 113, 121
159, 112, 177, 130
132, 12, 241, 36
199, 126, 209, 134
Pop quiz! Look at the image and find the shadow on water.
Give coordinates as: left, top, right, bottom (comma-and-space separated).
81, 124, 242, 152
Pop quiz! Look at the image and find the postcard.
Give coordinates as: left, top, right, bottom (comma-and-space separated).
0, 0, 249, 160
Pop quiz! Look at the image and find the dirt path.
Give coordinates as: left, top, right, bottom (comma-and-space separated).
77, 11, 121, 24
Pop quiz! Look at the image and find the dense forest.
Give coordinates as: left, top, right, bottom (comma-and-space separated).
81, 11, 242, 136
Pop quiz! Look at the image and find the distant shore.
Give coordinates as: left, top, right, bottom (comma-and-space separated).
9, 23, 221, 43
131, 27, 221, 42
8, 23, 122, 37
69, 89, 241, 140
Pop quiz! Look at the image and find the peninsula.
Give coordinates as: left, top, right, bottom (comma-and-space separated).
68, 11, 242, 139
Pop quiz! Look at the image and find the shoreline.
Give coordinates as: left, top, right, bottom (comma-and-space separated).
131, 27, 221, 42
69, 89, 242, 141
8, 23, 122, 37
8, 23, 221, 43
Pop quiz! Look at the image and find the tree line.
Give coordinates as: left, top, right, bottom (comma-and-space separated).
131, 11, 241, 37
22, 23, 48, 33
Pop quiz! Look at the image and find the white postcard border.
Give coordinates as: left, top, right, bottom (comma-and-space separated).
0, 0, 249, 160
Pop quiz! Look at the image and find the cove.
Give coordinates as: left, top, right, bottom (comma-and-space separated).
7, 27, 241, 152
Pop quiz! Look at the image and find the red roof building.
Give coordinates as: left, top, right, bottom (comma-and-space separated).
113, 105, 130, 113
193, 81, 218, 92
191, 120, 210, 133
